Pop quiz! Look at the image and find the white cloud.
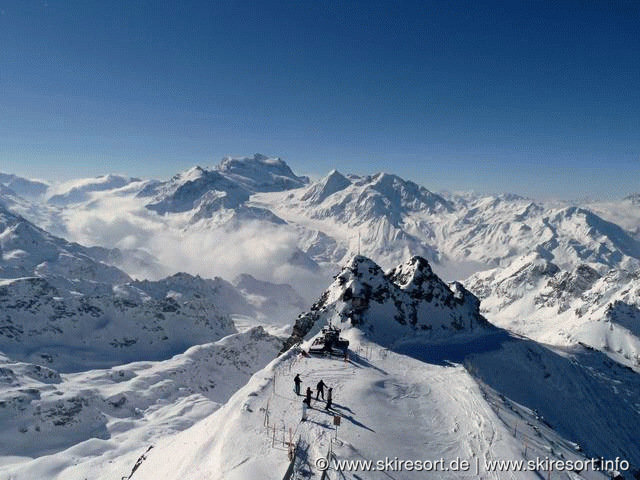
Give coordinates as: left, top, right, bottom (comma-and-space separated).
59, 189, 328, 302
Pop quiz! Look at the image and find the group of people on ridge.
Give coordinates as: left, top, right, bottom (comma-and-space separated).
294, 374, 333, 412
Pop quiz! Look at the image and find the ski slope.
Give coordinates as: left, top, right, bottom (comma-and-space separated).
132, 328, 620, 480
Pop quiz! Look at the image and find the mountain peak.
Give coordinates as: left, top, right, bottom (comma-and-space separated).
366, 172, 453, 214
283, 255, 488, 351
179, 165, 207, 179
216, 154, 308, 192
345, 254, 385, 277
387, 255, 435, 290
218, 153, 284, 170
300, 169, 351, 204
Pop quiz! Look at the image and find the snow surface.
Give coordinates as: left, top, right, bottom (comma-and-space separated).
1, 157, 640, 479
131, 254, 638, 479
465, 253, 640, 369
0, 327, 284, 480
132, 326, 637, 479
0, 173, 49, 199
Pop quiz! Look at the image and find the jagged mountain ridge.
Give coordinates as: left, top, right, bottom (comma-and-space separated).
263, 170, 452, 266
0, 205, 266, 371
0, 272, 240, 371
296, 170, 453, 224
1, 155, 640, 478
131, 301, 640, 480
7, 158, 640, 282
255, 168, 640, 276
3, 158, 640, 366
283, 255, 488, 350
465, 253, 640, 368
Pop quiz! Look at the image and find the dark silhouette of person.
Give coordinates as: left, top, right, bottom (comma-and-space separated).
304, 387, 313, 407
325, 387, 333, 410
294, 374, 302, 395
316, 380, 326, 400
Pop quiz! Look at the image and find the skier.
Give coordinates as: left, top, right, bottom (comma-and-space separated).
316, 379, 326, 400
293, 374, 302, 395
325, 387, 333, 410
301, 399, 308, 421
304, 387, 313, 407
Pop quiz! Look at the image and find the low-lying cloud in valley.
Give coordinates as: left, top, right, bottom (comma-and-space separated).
58, 189, 327, 302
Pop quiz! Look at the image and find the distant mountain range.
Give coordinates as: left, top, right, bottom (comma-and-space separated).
1, 155, 640, 368
1, 156, 640, 478
0, 202, 296, 371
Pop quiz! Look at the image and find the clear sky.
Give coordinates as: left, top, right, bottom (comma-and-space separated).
0, 1, 638, 199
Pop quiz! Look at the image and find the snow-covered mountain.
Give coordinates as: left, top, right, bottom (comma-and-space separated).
141, 154, 307, 223
6, 159, 640, 281
5, 157, 640, 363
439, 196, 640, 270
297, 171, 453, 222
130, 260, 640, 479
0, 269, 243, 372
0, 203, 130, 283
2, 156, 640, 479
0, 327, 285, 479
217, 153, 309, 192
465, 253, 640, 369
260, 170, 450, 267
0, 172, 49, 199
283, 255, 488, 351
0, 204, 282, 371
251, 171, 640, 279
142, 166, 252, 215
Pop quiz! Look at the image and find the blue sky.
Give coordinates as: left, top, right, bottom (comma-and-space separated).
0, 1, 638, 199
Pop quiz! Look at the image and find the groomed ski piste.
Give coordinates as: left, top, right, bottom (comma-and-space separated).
132, 324, 638, 479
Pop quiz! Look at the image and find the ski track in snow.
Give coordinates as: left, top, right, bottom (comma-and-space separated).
132, 331, 611, 480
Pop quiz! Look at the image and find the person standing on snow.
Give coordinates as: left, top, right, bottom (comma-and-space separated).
325, 387, 333, 410
316, 379, 326, 400
293, 374, 302, 395
305, 387, 313, 407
